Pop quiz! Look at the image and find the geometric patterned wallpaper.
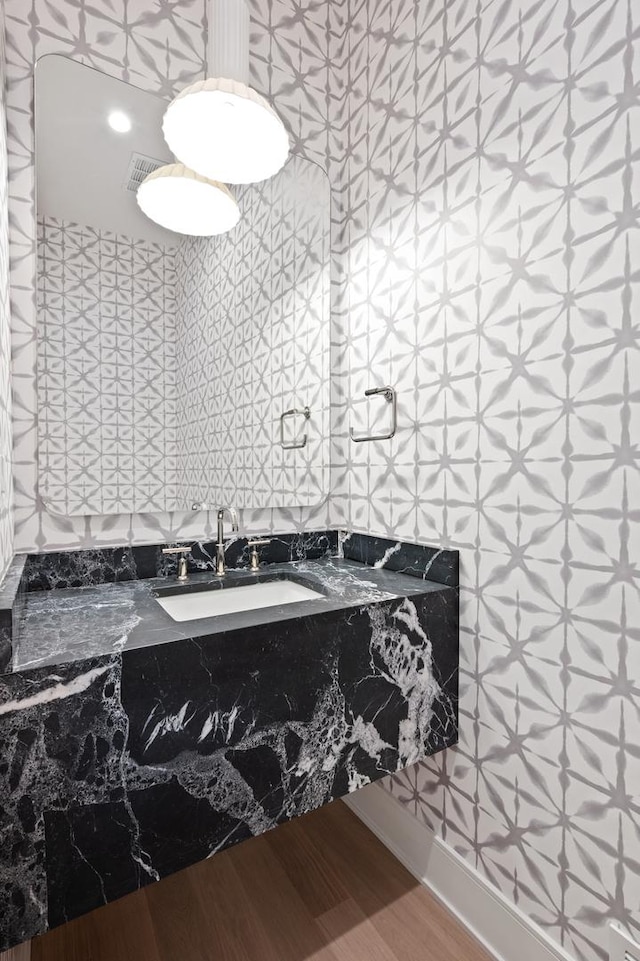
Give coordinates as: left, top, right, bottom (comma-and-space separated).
0, 12, 12, 581
37, 215, 179, 515
332, 4, 640, 961
35, 159, 329, 515
175, 155, 330, 511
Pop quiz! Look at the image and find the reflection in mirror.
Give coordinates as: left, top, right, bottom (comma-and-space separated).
35, 55, 330, 516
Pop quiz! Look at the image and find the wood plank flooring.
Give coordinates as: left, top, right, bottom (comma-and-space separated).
14, 800, 493, 961
0, 945, 31, 961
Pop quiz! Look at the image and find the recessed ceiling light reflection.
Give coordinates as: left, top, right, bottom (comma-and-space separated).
108, 110, 132, 134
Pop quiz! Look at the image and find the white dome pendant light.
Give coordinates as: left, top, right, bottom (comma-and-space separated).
137, 164, 240, 236
162, 0, 290, 185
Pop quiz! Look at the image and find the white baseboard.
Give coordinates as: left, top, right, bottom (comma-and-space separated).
344, 783, 575, 961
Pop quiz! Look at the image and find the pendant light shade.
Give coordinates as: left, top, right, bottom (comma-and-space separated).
163, 77, 290, 185
162, 0, 290, 185
136, 163, 240, 237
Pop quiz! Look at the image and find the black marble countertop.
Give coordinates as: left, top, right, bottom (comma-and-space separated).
13, 558, 450, 672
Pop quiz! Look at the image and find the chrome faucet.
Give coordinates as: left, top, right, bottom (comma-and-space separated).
161, 545, 191, 582
247, 539, 271, 571
216, 507, 239, 576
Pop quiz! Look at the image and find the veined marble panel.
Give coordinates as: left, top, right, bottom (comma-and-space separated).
0, 562, 458, 948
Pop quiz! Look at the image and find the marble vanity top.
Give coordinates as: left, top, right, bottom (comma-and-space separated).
14, 558, 449, 671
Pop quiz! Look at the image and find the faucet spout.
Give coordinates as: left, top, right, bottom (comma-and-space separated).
215, 507, 239, 576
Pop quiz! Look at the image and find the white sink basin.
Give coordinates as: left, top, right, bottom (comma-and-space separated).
155, 579, 324, 622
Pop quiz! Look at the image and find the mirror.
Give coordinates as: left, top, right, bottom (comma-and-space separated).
35, 55, 330, 516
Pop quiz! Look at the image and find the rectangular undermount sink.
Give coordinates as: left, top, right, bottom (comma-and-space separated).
155, 579, 324, 622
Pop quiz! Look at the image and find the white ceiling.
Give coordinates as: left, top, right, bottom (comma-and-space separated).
36, 55, 177, 246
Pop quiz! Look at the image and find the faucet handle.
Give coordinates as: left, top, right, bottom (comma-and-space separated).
247, 539, 271, 571
161, 545, 191, 582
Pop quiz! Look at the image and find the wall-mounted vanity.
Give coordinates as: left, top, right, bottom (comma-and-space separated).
0, 532, 459, 950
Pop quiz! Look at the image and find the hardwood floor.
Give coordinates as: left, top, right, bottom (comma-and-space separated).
20, 801, 493, 961
0, 945, 30, 961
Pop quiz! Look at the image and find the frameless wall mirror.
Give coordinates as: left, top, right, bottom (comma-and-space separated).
35, 55, 330, 516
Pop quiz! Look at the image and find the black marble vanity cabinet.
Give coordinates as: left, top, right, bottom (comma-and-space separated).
0, 536, 459, 950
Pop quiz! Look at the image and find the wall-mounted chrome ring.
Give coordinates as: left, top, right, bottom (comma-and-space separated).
350, 386, 397, 443
280, 406, 311, 450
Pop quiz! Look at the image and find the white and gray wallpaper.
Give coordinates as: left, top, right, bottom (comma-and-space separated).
330, 4, 640, 961
36, 159, 329, 515
1, 1, 639, 961
0, 6, 12, 582
175, 156, 330, 511
37, 215, 179, 515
